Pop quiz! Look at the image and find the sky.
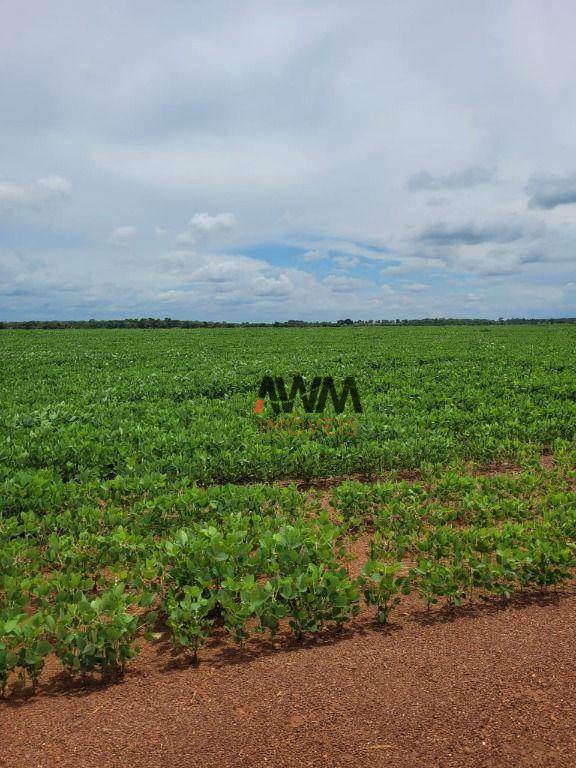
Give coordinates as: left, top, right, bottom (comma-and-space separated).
1, 0, 576, 321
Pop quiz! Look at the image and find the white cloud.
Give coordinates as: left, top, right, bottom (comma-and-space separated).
176, 212, 237, 245
150, 251, 375, 315
161, 250, 266, 281
109, 226, 136, 246
295, 239, 389, 261
0, 176, 71, 210
156, 289, 188, 303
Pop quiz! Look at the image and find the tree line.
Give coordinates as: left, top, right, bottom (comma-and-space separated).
2, 317, 576, 329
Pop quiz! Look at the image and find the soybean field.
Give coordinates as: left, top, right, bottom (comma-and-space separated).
1, 325, 576, 693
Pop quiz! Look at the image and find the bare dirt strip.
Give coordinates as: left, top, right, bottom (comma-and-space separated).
272, 452, 556, 491
1, 587, 575, 768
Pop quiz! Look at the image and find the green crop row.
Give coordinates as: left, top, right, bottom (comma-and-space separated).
2, 466, 576, 695
1, 509, 360, 691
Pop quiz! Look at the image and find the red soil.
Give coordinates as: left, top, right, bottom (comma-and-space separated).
1, 589, 575, 768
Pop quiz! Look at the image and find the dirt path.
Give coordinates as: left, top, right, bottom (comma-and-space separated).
2, 589, 575, 768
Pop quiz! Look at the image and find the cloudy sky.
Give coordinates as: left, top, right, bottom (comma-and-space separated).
1, 0, 576, 321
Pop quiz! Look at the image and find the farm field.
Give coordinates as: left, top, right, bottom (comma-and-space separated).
2, 326, 576, 767
2, 325, 576, 483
